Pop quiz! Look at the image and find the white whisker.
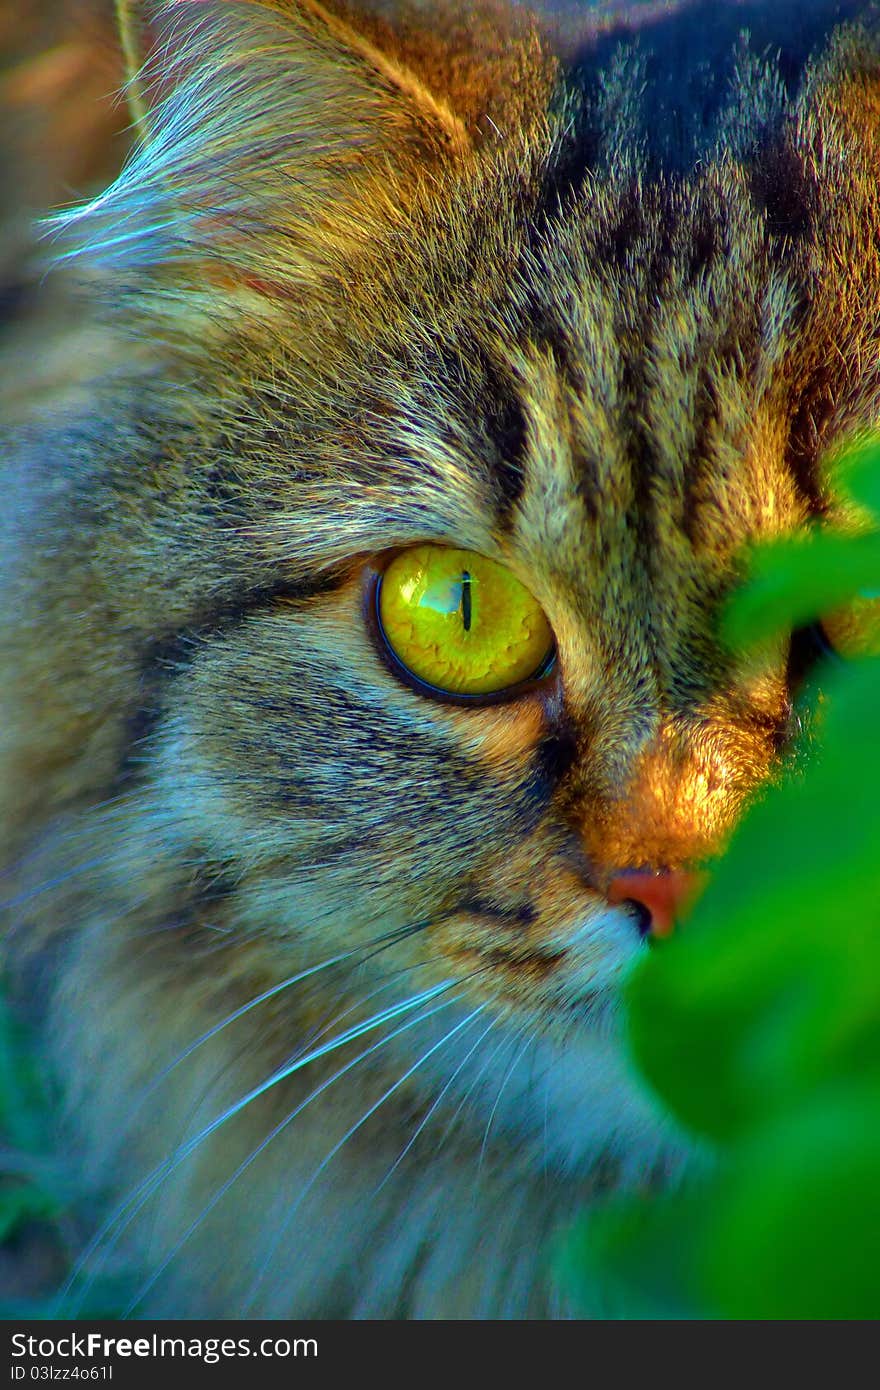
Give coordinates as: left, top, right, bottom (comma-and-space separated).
239, 999, 486, 1315
372, 1013, 500, 1196
478, 1031, 535, 1170
433, 1026, 521, 1155
90, 929, 443, 1178
136, 950, 355, 1100
61, 977, 457, 1315
121, 989, 468, 1315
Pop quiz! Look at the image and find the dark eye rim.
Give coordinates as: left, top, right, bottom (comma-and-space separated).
362, 556, 558, 708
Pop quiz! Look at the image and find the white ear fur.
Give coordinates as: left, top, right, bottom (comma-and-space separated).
114, 0, 469, 150
49, 0, 552, 335
52, 1, 459, 297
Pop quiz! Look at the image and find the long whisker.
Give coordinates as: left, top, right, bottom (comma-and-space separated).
239, 1000, 487, 1315
60, 977, 456, 1315
121, 989, 468, 1315
134, 949, 355, 1102
126, 915, 439, 1107
168, 943, 448, 1141
134, 968, 433, 1238
91, 922, 442, 1163
478, 1030, 535, 1170
278, 946, 438, 1072
58, 950, 365, 1267
433, 1025, 521, 1155
372, 1013, 500, 1196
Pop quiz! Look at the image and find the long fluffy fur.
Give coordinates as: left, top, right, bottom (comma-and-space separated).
3, 0, 880, 1317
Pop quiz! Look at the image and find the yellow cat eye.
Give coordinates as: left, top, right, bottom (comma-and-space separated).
376, 545, 555, 698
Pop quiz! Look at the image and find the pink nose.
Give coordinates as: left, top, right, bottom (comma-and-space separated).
606, 869, 704, 939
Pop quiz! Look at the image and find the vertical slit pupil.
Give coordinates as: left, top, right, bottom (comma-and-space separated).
461, 571, 472, 631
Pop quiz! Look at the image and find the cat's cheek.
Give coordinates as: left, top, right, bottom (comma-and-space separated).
144, 583, 558, 859
420, 692, 552, 777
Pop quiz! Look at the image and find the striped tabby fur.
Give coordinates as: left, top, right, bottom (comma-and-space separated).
2, 0, 879, 1317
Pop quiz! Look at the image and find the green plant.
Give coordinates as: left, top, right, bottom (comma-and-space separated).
0, 987, 68, 1317
559, 437, 880, 1319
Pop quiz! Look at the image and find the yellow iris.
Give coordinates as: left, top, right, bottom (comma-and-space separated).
377, 545, 554, 696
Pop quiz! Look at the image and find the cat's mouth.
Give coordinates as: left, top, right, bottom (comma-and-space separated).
428, 890, 644, 1021
423, 858, 711, 1034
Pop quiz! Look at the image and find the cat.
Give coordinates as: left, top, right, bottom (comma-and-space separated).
2, 0, 879, 1319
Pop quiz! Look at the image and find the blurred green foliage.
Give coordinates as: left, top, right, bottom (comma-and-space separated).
0, 986, 127, 1318
0, 989, 67, 1317
559, 435, 880, 1319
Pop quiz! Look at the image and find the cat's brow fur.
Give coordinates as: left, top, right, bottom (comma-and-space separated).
2, 0, 880, 1317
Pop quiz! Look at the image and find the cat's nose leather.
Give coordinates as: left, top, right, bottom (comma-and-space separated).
606, 869, 704, 938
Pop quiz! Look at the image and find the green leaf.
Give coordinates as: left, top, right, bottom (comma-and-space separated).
626, 657, 880, 1141
556, 433, 880, 1318
703, 1082, 880, 1319
556, 1190, 707, 1320
721, 530, 880, 650
833, 435, 880, 518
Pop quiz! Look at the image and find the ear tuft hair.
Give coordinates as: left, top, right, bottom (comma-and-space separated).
48, 0, 555, 325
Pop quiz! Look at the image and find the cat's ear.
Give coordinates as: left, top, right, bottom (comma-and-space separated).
56, 1, 553, 307
113, 0, 514, 153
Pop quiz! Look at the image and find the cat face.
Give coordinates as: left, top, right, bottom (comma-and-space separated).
3, 0, 880, 1316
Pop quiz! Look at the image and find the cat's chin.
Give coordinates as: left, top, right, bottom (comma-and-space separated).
423, 1002, 694, 1181
405, 908, 697, 1183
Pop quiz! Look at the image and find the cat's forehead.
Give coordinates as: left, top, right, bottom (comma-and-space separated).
364, 155, 811, 635
507, 169, 809, 558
